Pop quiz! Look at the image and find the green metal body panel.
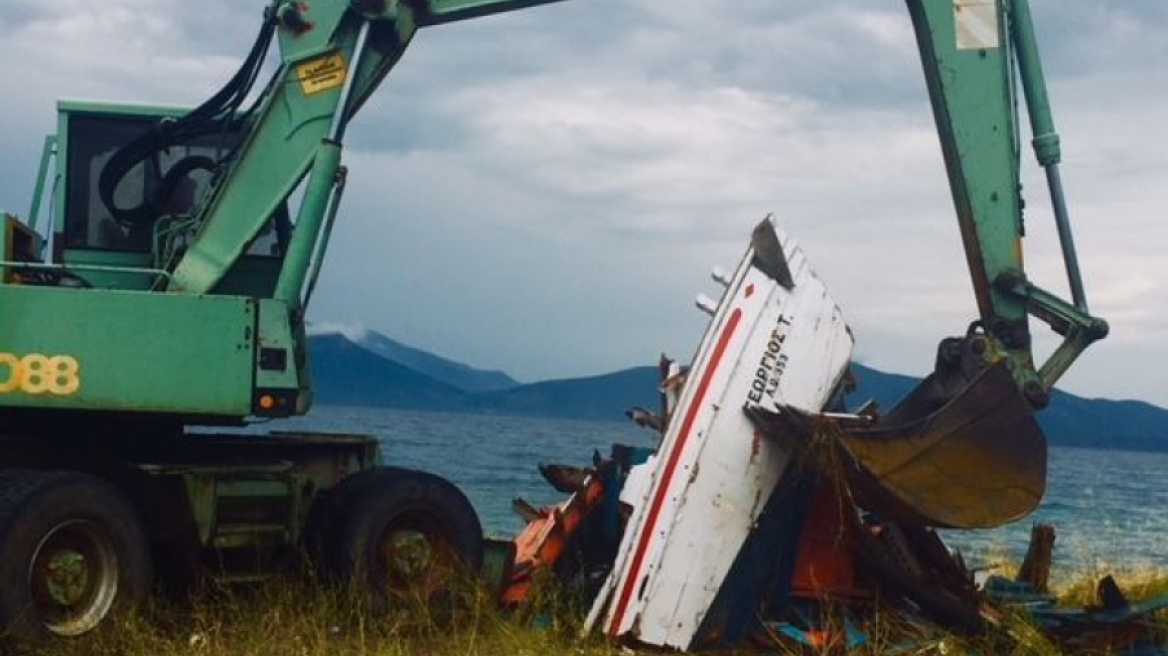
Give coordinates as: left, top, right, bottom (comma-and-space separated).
255, 298, 308, 411
58, 249, 156, 290
0, 285, 255, 416
909, 0, 1024, 326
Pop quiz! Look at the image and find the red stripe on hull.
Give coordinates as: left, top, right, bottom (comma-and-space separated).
607, 307, 744, 636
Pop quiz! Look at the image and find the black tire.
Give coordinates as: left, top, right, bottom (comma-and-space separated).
0, 470, 152, 639
327, 467, 483, 605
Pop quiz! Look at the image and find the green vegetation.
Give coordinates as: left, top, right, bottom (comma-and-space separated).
15, 574, 624, 656
12, 568, 1168, 656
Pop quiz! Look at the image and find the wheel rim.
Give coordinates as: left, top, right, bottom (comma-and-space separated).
28, 519, 120, 636
376, 513, 457, 598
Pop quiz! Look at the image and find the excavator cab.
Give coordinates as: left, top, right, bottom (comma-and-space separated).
41, 102, 289, 295
61, 107, 220, 254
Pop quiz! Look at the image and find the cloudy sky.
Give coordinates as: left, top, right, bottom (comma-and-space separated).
2, 1, 1166, 405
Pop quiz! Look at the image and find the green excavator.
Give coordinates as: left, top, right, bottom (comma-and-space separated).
0, 0, 578, 639
0, 0, 1107, 640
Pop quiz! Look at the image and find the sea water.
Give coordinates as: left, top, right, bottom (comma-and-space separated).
269, 405, 1168, 579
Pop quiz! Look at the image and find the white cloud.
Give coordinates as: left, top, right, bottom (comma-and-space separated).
304, 321, 372, 344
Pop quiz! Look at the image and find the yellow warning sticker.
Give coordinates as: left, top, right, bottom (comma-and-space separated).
296, 53, 347, 95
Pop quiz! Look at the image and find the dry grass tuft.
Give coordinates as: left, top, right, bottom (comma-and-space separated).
17, 574, 620, 656
9, 564, 1168, 656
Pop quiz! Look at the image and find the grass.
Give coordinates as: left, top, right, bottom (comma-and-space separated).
9, 566, 1168, 656
15, 572, 628, 656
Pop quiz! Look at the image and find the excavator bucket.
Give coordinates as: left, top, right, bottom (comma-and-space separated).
836, 362, 1047, 529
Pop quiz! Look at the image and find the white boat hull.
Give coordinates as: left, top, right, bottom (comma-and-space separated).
586, 216, 853, 649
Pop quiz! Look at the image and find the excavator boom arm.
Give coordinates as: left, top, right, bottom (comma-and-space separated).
834, 0, 1110, 529
907, 0, 1107, 403
166, 0, 576, 299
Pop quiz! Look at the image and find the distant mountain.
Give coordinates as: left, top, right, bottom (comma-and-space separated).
843, 362, 1168, 452
304, 330, 1168, 451
465, 367, 661, 422
306, 328, 658, 420
846, 363, 921, 409
352, 330, 518, 393
1038, 395, 1168, 452
307, 334, 466, 410
308, 328, 517, 392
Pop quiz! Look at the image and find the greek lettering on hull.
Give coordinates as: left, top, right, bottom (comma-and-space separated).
747, 314, 793, 405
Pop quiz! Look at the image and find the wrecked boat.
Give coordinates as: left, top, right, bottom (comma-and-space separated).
582, 215, 853, 649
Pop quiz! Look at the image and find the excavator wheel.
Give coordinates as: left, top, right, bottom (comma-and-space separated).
0, 470, 152, 640
322, 467, 484, 610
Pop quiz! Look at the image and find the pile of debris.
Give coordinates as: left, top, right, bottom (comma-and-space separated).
495, 218, 1168, 655
502, 444, 1168, 654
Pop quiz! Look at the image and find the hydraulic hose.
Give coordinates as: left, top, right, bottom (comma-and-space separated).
97, 12, 278, 228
